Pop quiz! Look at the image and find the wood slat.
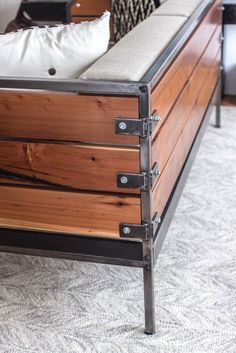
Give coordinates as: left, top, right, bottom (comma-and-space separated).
0, 142, 139, 193
0, 92, 139, 145
152, 26, 221, 178
152, 50, 220, 217
0, 186, 141, 238
151, 0, 221, 135
70, 0, 111, 16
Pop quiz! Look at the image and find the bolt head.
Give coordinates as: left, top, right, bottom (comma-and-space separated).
120, 176, 128, 184
123, 227, 131, 235
154, 169, 160, 177
153, 114, 161, 122
119, 122, 127, 130
140, 86, 148, 93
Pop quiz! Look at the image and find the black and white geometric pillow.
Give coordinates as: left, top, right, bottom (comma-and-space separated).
112, 0, 160, 42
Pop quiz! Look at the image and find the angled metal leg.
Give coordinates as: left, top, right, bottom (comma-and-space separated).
143, 240, 155, 334
215, 76, 222, 128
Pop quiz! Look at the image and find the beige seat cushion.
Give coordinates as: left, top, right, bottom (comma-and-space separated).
80, 15, 186, 81
152, 0, 204, 17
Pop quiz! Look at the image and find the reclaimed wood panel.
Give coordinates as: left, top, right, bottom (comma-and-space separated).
152, 50, 220, 217
0, 142, 139, 193
151, 0, 221, 136
0, 92, 139, 145
152, 26, 221, 178
0, 186, 141, 238
70, 0, 111, 16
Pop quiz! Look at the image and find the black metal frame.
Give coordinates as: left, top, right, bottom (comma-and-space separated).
0, 0, 222, 334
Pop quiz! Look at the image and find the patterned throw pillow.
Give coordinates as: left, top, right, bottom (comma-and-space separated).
112, 0, 160, 42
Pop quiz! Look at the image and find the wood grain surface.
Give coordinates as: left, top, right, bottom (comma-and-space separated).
152, 26, 221, 181
0, 142, 139, 193
0, 92, 139, 145
0, 186, 141, 238
152, 50, 220, 217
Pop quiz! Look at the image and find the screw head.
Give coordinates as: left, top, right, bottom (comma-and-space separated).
120, 176, 128, 184
119, 122, 127, 130
123, 227, 131, 235
154, 169, 160, 177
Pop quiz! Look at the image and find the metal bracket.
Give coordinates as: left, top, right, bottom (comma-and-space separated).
117, 163, 160, 190
116, 110, 161, 137
119, 223, 149, 240
120, 214, 161, 240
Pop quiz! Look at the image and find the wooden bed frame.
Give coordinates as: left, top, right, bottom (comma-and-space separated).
0, 0, 222, 334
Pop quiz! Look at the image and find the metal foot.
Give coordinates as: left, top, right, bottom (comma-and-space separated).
143, 247, 155, 334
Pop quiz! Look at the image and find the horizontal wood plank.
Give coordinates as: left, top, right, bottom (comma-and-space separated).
0, 142, 139, 193
0, 186, 141, 238
151, 0, 221, 135
70, 0, 111, 16
0, 92, 139, 145
152, 26, 221, 178
152, 50, 220, 217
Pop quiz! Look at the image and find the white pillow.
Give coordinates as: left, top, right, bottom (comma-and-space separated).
0, 11, 110, 79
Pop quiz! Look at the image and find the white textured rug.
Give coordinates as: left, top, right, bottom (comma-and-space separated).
0, 108, 235, 353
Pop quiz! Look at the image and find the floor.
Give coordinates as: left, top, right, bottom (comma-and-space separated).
0, 107, 235, 353
222, 95, 236, 106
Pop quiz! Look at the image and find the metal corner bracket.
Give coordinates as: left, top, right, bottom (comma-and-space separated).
117, 163, 160, 190
120, 214, 161, 240
116, 110, 161, 137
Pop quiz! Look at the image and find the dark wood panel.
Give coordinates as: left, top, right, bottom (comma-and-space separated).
151, 0, 221, 135
70, 0, 111, 16
152, 51, 220, 217
0, 186, 141, 238
0, 141, 139, 193
152, 26, 221, 178
0, 92, 139, 145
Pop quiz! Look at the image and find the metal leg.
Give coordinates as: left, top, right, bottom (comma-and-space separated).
215, 67, 223, 128
143, 240, 155, 334
215, 77, 222, 128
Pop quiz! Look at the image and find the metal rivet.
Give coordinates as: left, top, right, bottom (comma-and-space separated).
154, 169, 160, 177
120, 176, 128, 184
123, 227, 131, 235
119, 122, 127, 130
